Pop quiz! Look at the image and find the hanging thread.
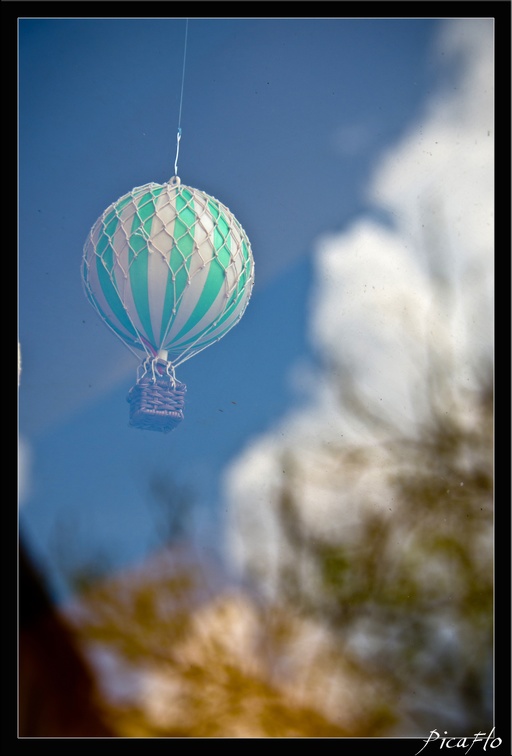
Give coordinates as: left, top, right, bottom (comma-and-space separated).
174, 18, 189, 177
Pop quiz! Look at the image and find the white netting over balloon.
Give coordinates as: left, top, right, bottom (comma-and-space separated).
82, 176, 254, 432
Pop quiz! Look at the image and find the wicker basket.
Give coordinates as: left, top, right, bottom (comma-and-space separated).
127, 373, 186, 433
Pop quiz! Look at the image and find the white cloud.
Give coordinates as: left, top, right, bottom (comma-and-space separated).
223, 19, 494, 589
368, 18, 493, 334
18, 436, 32, 507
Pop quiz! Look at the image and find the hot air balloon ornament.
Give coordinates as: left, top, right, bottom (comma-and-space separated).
81, 175, 254, 432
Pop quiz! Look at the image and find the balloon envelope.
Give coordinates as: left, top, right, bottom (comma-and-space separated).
82, 179, 254, 367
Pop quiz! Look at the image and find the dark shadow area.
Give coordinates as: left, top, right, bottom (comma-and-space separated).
18, 534, 114, 737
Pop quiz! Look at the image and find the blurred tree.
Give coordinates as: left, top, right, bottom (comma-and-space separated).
67, 545, 375, 737
60, 360, 492, 737
265, 372, 493, 733
225, 202, 494, 734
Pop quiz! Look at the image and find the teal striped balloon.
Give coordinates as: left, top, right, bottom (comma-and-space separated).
82, 177, 254, 368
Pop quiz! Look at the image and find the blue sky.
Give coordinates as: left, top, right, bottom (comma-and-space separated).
19, 16, 464, 600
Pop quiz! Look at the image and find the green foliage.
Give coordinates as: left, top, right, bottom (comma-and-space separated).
265, 379, 493, 733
